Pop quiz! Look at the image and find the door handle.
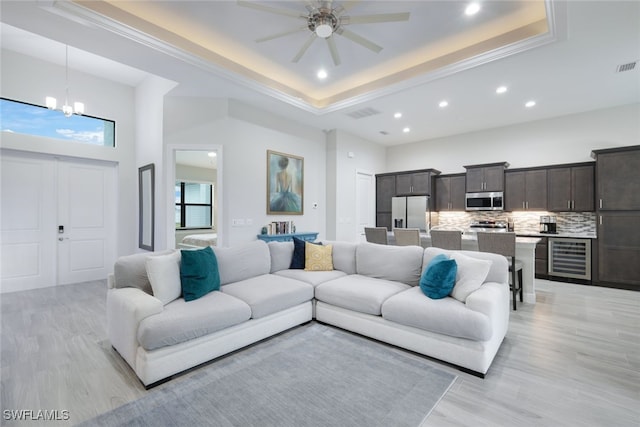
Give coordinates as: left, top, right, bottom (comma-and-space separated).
58, 237, 69, 241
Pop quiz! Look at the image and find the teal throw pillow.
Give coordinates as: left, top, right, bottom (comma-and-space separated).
420, 254, 457, 299
180, 246, 220, 301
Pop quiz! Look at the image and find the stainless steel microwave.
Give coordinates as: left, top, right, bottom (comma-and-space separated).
465, 192, 504, 211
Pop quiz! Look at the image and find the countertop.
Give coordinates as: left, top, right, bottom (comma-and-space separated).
514, 232, 597, 239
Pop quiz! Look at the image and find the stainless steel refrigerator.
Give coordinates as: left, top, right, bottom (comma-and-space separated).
391, 196, 430, 231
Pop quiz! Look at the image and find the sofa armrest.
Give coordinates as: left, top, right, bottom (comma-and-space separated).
106, 287, 163, 370
107, 274, 116, 289
465, 281, 510, 340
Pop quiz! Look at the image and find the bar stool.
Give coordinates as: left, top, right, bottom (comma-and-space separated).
476, 232, 523, 310
364, 227, 388, 245
430, 229, 462, 250
393, 228, 421, 246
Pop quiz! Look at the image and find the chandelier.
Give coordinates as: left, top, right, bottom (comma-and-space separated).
45, 45, 85, 117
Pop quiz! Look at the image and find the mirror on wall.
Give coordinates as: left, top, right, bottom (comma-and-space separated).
174, 150, 218, 249
138, 163, 155, 251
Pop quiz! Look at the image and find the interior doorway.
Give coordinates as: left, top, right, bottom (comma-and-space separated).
1, 150, 117, 293
355, 169, 375, 242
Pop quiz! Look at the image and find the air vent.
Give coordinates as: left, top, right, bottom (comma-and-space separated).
346, 107, 381, 119
616, 61, 637, 73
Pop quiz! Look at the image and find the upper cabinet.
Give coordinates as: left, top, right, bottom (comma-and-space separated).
395, 171, 433, 196
464, 162, 509, 192
547, 164, 594, 212
505, 169, 547, 211
592, 147, 640, 211
435, 175, 466, 211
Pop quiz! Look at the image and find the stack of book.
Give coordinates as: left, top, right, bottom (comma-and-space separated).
266, 221, 295, 235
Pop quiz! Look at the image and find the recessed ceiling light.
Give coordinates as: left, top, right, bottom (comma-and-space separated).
439, 100, 449, 108
525, 100, 536, 108
317, 69, 328, 79
496, 86, 508, 94
208, 152, 216, 157
465, 2, 481, 16
403, 127, 411, 133
394, 112, 402, 119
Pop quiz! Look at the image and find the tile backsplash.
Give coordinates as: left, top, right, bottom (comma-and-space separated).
434, 211, 596, 236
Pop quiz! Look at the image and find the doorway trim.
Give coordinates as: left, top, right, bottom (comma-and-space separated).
166, 144, 224, 249
355, 168, 375, 242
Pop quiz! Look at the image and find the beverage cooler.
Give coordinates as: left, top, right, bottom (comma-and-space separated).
548, 238, 592, 280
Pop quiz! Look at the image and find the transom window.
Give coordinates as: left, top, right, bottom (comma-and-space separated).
0, 97, 115, 147
175, 182, 213, 229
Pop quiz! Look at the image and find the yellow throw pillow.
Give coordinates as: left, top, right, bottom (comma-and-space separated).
304, 242, 334, 271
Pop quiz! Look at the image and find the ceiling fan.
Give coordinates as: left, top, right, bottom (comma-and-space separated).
237, 0, 410, 66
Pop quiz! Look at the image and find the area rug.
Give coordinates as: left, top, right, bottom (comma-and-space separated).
84, 323, 456, 427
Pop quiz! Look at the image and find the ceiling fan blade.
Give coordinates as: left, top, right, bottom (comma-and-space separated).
341, 12, 410, 25
335, 27, 382, 53
334, 1, 361, 15
326, 36, 341, 66
256, 26, 307, 43
292, 33, 318, 63
237, 1, 305, 19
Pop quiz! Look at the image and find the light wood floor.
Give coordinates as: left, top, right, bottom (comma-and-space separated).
1, 279, 638, 426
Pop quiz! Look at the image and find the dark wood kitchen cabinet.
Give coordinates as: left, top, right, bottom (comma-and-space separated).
593, 147, 640, 211
464, 162, 508, 192
535, 237, 548, 278
395, 171, 432, 196
591, 145, 640, 290
376, 174, 395, 230
547, 163, 595, 212
597, 212, 640, 288
505, 169, 547, 211
435, 174, 465, 211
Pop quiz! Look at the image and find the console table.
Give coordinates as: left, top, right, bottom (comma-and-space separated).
257, 232, 318, 243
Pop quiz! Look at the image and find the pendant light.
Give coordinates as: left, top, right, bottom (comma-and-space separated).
46, 45, 85, 117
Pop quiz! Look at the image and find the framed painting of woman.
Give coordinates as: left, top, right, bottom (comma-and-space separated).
267, 150, 303, 215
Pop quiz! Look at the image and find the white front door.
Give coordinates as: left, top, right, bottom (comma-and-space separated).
57, 159, 116, 285
1, 151, 116, 292
355, 170, 375, 242
1, 152, 57, 292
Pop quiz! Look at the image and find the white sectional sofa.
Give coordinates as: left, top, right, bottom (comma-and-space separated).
107, 240, 509, 387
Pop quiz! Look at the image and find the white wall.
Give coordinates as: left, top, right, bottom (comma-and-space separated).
327, 130, 387, 241
0, 49, 138, 257
134, 75, 177, 251
164, 97, 326, 247
386, 104, 640, 174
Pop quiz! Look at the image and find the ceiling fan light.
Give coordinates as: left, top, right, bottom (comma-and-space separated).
315, 22, 333, 38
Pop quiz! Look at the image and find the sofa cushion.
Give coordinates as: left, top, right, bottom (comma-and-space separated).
315, 274, 410, 316
180, 246, 221, 302
356, 242, 424, 286
320, 240, 357, 274
381, 287, 492, 341
113, 249, 174, 294
213, 240, 271, 285
290, 236, 309, 269
449, 252, 492, 302
137, 291, 251, 351
274, 269, 347, 287
423, 247, 508, 285
146, 251, 182, 305
268, 241, 294, 273
305, 242, 333, 271
222, 274, 313, 319
419, 254, 457, 299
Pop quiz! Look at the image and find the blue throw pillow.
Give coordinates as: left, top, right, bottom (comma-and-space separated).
419, 254, 457, 299
289, 237, 321, 269
180, 246, 220, 302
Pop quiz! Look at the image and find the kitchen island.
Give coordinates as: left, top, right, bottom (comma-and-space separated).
388, 232, 540, 305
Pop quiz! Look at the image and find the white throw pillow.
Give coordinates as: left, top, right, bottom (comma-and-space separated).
449, 252, 492, 302
145, 251, 181, 305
